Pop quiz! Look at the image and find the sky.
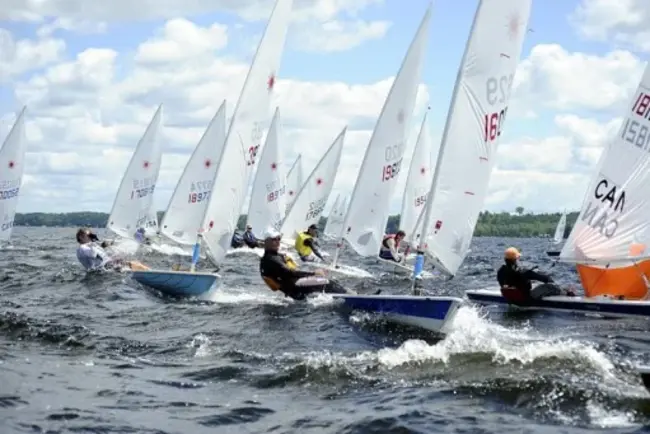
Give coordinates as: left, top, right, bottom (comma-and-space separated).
0, 0, 647, 216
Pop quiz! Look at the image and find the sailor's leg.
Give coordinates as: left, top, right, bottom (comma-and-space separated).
530, 282, 563, 299
128, 261, 151, 271
378, 250, 396, 261
294, 277, 355, 295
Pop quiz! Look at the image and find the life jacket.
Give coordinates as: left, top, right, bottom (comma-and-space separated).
295, 231, 313, 257
500, 286, 530, 306
261, 254, 298, 291
381, 234, 395, 250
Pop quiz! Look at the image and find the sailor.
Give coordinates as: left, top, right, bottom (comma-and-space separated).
76, 228, 150, 272
379, 230, 406, 262
231, 231, 245, 248
497, 247, 574, 304
243, 224, 263, 248
260, 227, 353, 300
294, 224, 326, 262
134, 227, 151, 244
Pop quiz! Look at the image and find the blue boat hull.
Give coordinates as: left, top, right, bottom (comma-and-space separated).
131, 270, 220, 297
466, 289, 650, 318
331, 294, 463, 334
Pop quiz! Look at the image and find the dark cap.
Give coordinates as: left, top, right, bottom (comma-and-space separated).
308, 224, 318, 230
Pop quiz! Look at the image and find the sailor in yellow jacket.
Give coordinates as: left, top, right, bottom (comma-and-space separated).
294, 224, 327, 262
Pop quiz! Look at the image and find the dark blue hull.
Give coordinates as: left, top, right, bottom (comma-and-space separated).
466, 289, 650, 318
331, 294, 463, 334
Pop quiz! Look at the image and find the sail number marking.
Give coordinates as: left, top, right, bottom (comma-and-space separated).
620, 91, 650, 151
382, 141, 405, 182
484, 74, 513, 143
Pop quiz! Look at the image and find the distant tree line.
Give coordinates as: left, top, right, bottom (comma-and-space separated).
15, 207, 578, 238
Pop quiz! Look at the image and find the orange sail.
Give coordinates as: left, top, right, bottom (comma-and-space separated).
576, 259, 650, 299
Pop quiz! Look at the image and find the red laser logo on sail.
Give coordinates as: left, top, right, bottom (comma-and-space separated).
507, 13, 520, 40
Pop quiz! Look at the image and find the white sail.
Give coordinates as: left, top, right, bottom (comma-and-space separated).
144, 209, 159, 236
557, 63, 650, 300
552, 211, 567, 244
280, 128, 346, 240
159, 102, 226, 246
400, 112, 433, 242
560, 63, 650, 264
107, 104, 163, 239
0, 107, 27, 243
286, 154, 303, 209
326, 195, 348, 238
200, 0, 293, 263
333, 5, 429, 261
420, 0, 532, 276
323, 193, 341, 236
246, 107, 287, 232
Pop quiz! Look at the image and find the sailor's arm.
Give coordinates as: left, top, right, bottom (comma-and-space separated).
270, 255, 315, 279
304, 238, 325, 261
387, 238, 400, 260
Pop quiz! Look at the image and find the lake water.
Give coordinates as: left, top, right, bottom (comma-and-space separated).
1, 227, 649, 433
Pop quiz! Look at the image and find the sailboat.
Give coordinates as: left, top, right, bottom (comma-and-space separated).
234, 107, 286, 256
546, 211, 566, 257
286, 154, 303, 211
131, 0, 293, 296
0, 107, 27, 245
279, 128, 346, 245
332, 0, 532, 334
159, 102, 226, 244
467, 61, 650, 318
328, 2, 429, 278
106, 104, 163, 248
400, 112, 434, 259
132, 102, 226, 295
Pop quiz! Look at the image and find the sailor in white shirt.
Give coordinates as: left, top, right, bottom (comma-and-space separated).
75, 228, 150, 272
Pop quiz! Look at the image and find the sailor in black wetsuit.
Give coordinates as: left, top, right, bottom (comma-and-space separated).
497, 247, 574, 305
259, 227, 353, 300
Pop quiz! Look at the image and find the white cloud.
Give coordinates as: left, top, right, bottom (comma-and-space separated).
5, 3, 647, 217
0, 0, 390, 53
570, 0, 650, 52
0, 0, 381, 23
135, 19, 228, 64
489, 111, 624, 213
293, 19, 391, 52
0, 29, 65, 82
512, 44, 645, 114
7, 16, 429, 214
